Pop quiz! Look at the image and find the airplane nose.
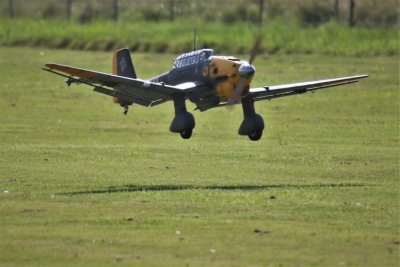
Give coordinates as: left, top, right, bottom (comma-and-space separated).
239, 63, 256, 79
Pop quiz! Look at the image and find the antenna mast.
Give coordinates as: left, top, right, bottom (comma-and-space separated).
193, 28, 197, 51
192, 0, 198, 51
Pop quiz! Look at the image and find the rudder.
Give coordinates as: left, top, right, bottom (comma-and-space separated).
112, 48, 137, 105
112, 48, 137, 78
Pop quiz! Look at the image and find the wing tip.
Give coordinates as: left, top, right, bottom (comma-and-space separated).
356, 74, 369, 79
44, 63, 63, 70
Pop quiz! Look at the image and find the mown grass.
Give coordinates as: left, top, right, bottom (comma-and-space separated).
0, 18, 398, 56
0, 47, 399, 266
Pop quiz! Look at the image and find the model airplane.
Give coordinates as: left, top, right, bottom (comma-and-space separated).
43, 46, 368, 141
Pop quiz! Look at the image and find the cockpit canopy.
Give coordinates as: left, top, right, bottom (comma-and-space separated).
174, 49, 214, 68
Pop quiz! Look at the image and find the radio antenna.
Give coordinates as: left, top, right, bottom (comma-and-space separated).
191, 0, 198, 51
193, 28, 197, 51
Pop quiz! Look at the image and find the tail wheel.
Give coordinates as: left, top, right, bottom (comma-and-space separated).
180, 129, 193, 139
248, 130, 262, 141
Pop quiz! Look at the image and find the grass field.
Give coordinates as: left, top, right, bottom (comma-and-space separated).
0, 46, 399, 266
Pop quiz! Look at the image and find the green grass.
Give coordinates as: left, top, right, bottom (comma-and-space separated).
0, 46, 399, 266
0, 18, 398, 56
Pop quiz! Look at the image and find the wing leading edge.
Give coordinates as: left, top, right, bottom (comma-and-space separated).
249, 74, 368, 101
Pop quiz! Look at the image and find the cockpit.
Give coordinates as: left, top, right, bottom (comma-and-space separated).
173, 49, 214, 68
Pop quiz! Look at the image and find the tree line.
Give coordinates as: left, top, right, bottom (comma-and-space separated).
4, 0, 398, 28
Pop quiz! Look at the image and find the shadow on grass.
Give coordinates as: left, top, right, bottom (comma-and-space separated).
62, 183, 372, 195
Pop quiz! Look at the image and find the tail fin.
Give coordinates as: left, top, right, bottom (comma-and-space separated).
112, 48, 137, 105
112, 48, 137, 78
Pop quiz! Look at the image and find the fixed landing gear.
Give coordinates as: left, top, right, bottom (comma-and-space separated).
170, 94, 195, 139
169, 94, 263, 141
238, 95, 264, 141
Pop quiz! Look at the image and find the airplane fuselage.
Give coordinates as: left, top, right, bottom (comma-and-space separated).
149, 49, 255, 109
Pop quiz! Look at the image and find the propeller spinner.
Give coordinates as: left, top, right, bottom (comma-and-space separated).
239, 63, 256, 79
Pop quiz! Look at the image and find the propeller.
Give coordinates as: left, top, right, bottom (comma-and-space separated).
230, 34, 261, 102
248, 34, 262, 65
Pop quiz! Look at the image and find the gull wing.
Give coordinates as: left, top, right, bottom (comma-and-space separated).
43, 63, 203, 107
249, 75, 368, 101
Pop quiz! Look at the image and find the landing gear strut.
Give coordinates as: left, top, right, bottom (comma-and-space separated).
170, 94, 195, 139
238, 95, 264, 141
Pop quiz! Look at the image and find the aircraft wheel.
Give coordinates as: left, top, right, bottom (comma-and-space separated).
248, 130, 263, 141
180, 129, 193, 139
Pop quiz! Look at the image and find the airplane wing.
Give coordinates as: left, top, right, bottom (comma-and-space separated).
43, 63, 204, 107
249, 74, 369, 101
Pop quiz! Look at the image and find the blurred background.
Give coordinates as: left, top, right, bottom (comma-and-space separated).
1, 0, 398, 27
0, 0, 399, 27
0, 0, 398, 55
